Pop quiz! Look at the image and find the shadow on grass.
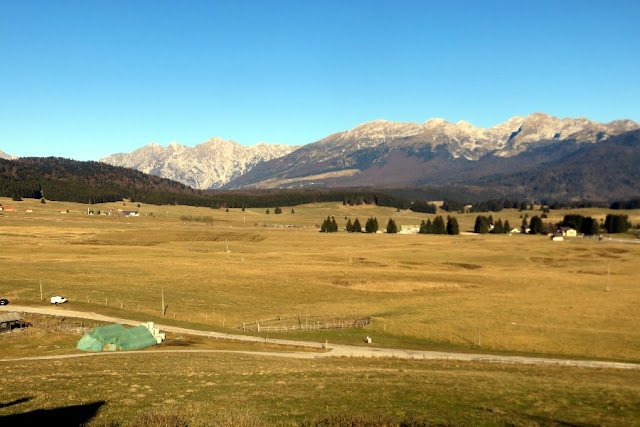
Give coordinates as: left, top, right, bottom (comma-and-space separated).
519, 413, 599, 427
0, 400, 105, 426
484, 408, 599, 427
0, 397, 32, 409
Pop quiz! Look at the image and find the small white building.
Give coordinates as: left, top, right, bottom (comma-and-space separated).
398, 226, 419, 234
559, 227, 577, 237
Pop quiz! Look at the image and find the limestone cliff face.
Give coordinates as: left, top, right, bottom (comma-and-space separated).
101, 138, 298, 189
0, 149, 16, 160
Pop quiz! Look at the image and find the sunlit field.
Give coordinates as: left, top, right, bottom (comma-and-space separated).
2, 351, 640, 426
2, 197, 640, 425
1, 197, 639, 361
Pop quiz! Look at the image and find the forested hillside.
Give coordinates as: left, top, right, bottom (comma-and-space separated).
0, 157, 415, 209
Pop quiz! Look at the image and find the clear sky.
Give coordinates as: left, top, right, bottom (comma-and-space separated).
1, 1, 639, 160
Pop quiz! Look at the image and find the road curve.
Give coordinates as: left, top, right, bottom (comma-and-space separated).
2, 305, 639, 371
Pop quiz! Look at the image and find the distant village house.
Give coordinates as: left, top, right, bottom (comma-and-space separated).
559, 226, 577, 237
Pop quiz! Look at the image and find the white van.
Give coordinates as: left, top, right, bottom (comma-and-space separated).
51, 296, 68, 304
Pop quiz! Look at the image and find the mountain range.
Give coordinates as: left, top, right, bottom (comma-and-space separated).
100, 138, 298, 190
225, 113, 639, 196
3, 113, 640, 201
0, 149, 15, 160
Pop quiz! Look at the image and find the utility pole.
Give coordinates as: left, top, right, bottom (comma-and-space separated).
39, 279, 43, 301
162, 288, 165, 316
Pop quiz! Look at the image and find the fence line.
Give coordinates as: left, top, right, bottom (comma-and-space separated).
239, 317, 371, 332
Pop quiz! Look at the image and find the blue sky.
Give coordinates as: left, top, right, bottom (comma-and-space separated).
1, 1, 639, 160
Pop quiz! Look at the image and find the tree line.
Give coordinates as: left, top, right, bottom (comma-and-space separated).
417, 216, 459, 234
610, 199, 640, 210
442, 199, 535, 213
560, 214, 632, 234
0, 157, 421, 209
473, 215, 513, 234
320, 215, 461, 235
470, 214, 633, 235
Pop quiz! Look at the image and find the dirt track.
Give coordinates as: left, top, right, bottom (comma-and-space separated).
2, 305, 639, 370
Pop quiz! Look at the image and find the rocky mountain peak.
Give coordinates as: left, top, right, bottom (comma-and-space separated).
0, 149, 16, 160
101, 113, 639, 191
101, 138, 298, 189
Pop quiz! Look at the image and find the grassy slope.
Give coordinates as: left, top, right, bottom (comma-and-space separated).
1, 353, 640, 426
1, 197, 639, 361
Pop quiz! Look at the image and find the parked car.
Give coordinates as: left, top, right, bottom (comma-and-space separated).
50, 296, 68, 304
0, 298, 9, 305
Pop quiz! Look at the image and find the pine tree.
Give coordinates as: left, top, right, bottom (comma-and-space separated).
352, 218, 362, 233
493, 219, 503, 234
474, 216, 489, 234
291, 208, 295, 214
582, 217, 599, 235
266, 209, 270, 214
346, 218, 353, 232
446, 216, 459, 235
365, 217, 379, 233
330, 216, 338, 232
432, 216, 446, 234
320, 216, 330, 232
386, 218, 398, 233
419, 220, 427, 234
604, 214, 631, 233
503, 220, 511, 233
529, 216, 543, 234
274, 206, 282, 214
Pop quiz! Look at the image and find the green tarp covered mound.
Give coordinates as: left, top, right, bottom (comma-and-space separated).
77, 324, 157, 352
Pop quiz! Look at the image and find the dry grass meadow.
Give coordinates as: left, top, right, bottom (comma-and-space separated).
1, 196, 640, 425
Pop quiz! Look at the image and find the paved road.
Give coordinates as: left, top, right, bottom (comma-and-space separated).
2, 305, 639, 371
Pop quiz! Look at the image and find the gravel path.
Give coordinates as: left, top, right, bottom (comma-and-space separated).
3, 305, 639, 370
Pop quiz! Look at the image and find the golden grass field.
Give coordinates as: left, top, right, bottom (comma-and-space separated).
1, 196, 640, 425
3, 350, 640, 426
